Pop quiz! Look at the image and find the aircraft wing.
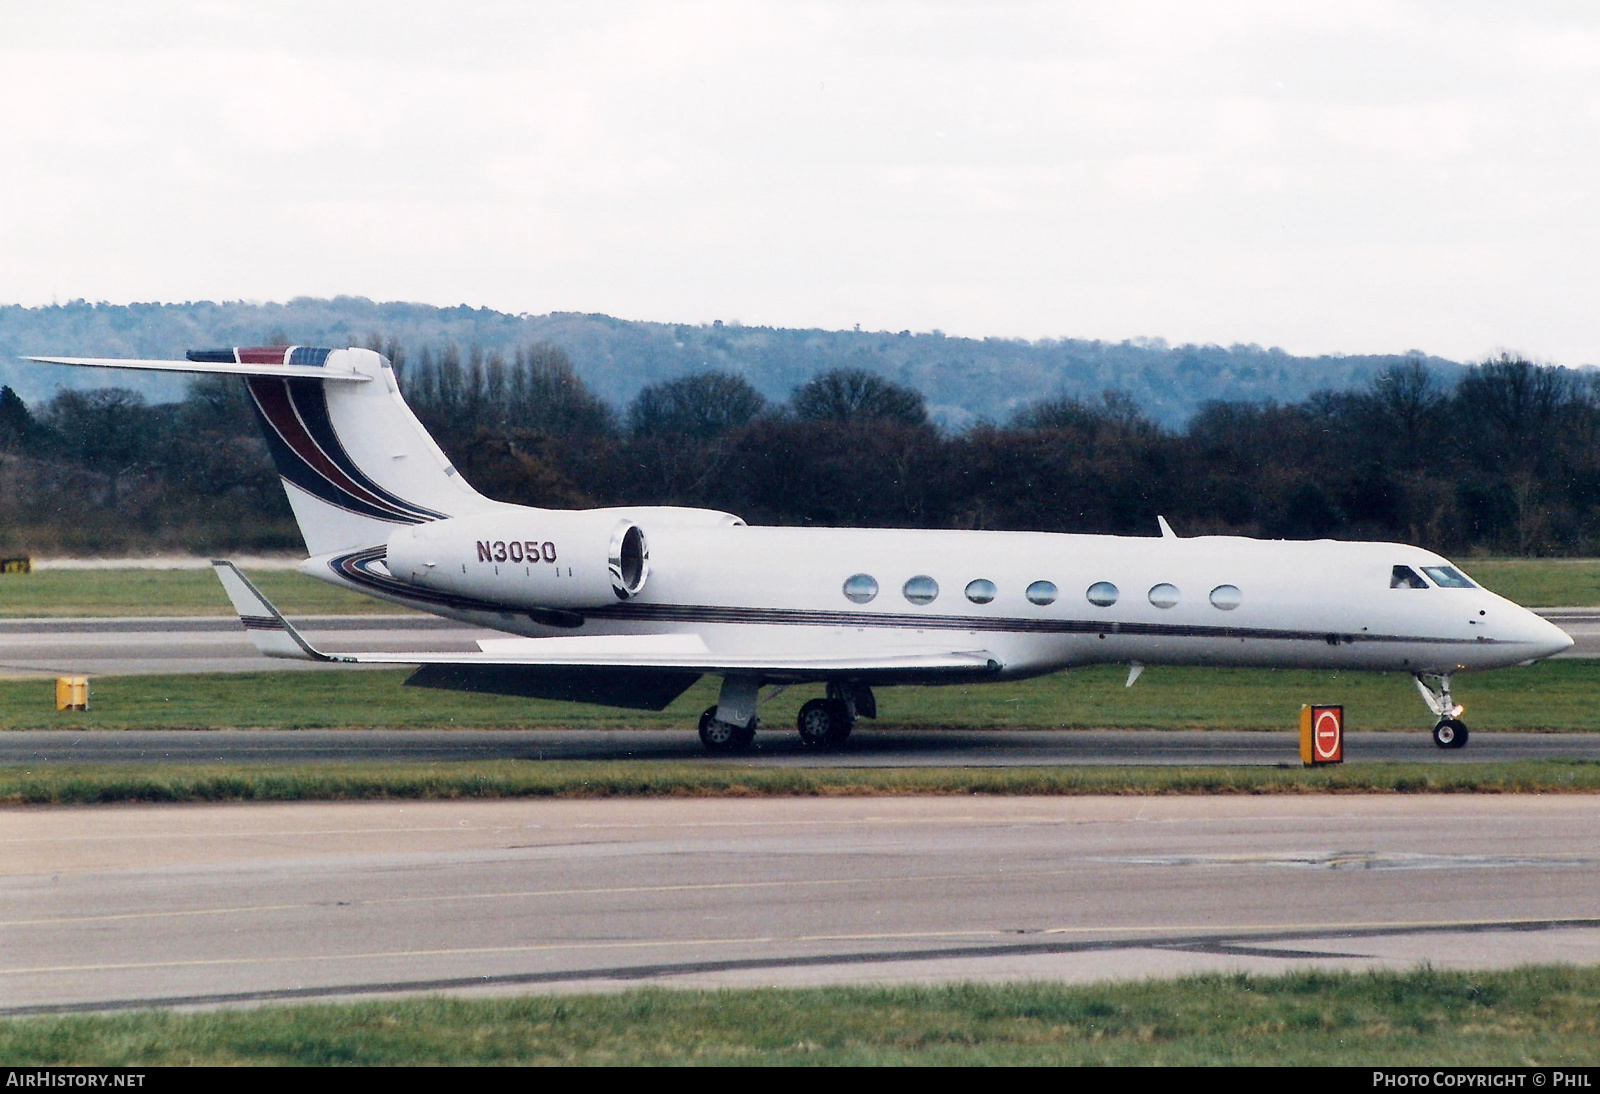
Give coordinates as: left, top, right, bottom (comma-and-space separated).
212, 561, 1001, 677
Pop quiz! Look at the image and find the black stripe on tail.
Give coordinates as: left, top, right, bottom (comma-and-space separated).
245, 377, 447, 524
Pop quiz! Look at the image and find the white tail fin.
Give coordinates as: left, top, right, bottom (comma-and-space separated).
236, 347, 495, 554
28, 345, 498, 556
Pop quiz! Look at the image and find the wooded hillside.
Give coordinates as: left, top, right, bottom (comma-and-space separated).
0, 298, 1461, 429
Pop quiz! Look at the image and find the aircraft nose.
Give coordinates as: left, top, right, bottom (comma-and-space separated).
1521, 611, 1575, 660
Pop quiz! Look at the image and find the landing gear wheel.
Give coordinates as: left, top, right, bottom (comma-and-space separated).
1432, 718, 1469, 750
698, 706, 755, 753
796, 697, 853, 749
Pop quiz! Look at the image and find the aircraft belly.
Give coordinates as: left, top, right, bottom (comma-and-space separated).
1074, 633, 1502, 673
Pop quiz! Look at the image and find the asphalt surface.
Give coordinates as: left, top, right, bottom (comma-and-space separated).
1541, 608, 1600, 656
5, 796, 1598, 1013
1, 611, 1596, 767
5, 727, 1600, 766
0, 608, 1595, 678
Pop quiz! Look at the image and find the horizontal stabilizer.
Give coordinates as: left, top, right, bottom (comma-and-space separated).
24, 355, 370, 381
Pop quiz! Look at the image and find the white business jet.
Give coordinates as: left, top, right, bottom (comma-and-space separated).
27, 346, 1574, 751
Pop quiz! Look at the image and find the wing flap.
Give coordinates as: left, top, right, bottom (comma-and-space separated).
346, 645, 1000, 675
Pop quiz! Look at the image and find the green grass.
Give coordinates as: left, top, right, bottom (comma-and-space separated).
0, 569, 399, 617
6, 658, 1598, 731
1464, 558, 1600, 607
5, 968, 1598, 1065
3, 758, 1598, 805
0, 557, 1593, 619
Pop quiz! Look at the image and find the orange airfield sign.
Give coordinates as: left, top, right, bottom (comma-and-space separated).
1299, 704, 1344, 766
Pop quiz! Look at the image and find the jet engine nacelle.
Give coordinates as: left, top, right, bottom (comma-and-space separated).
386, 509, 649, 609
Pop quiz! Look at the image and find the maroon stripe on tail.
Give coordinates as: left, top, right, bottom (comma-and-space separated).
238, 346, 291, 364
247, 378, 419, 520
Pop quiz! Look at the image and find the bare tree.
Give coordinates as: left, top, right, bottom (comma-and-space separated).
791, 369, 928, 426
629, 372, 767, 439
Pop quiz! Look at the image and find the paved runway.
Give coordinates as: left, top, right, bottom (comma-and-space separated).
6, 727, 1600, 766
0, 609, 1596, 678
4, 795, 1598, 1014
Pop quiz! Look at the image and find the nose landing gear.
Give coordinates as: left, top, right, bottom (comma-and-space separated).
1432, 717, 1469, 749
1414, 673, 1469, 750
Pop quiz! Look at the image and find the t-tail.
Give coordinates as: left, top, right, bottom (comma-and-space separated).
27, 346, 496, 555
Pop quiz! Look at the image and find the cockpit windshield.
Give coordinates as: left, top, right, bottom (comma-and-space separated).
1422, 565, 1475, 588
1391, 565, 1429, 589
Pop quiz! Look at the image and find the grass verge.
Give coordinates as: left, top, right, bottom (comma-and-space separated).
4, 759, 1599, 804
9, 658, 1600, 731
0, 569, 400, 617
5, 967, 1598, 1065
1466, 557, 1600, 608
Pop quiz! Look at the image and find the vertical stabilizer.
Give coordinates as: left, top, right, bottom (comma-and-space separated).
25, 345, 497, 556
236, 346, 496, 554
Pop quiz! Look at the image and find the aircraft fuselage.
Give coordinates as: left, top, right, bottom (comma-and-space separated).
306, 521, 1573, 682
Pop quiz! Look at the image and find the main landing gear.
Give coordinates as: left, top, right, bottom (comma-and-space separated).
797, 681, 875, 750
695, 677, 877, 753
698, 706, 756, 752
1414, 673, 1469, 750
697, 674, 761, 754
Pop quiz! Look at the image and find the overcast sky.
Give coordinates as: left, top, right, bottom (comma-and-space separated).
3, 1, 1599, 362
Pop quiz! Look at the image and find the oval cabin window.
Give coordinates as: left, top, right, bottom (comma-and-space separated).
1148, 583, 1180, 609
965, 578, 997, 604
1026, 580, 1058, 606
903, 575, 939, 605
1209, 584, 1242, 610
1086, 581, 1119, 607
842, 574, 879, 604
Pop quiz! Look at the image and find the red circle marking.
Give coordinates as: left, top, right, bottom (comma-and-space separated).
1314, 710, 1341, 760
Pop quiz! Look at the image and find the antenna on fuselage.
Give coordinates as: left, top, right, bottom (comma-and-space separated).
1157, 515, 1177, 539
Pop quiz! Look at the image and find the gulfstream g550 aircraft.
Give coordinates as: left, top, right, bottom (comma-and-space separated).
28, 346, 1574, 751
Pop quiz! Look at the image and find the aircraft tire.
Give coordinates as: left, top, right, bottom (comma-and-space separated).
698, 706, 755, 753
1432, 718, 1469, 750
797, 698, 852, 749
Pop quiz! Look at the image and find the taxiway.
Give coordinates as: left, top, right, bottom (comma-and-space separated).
4, 795, 1598, 1014
5, 727, 1600, 766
